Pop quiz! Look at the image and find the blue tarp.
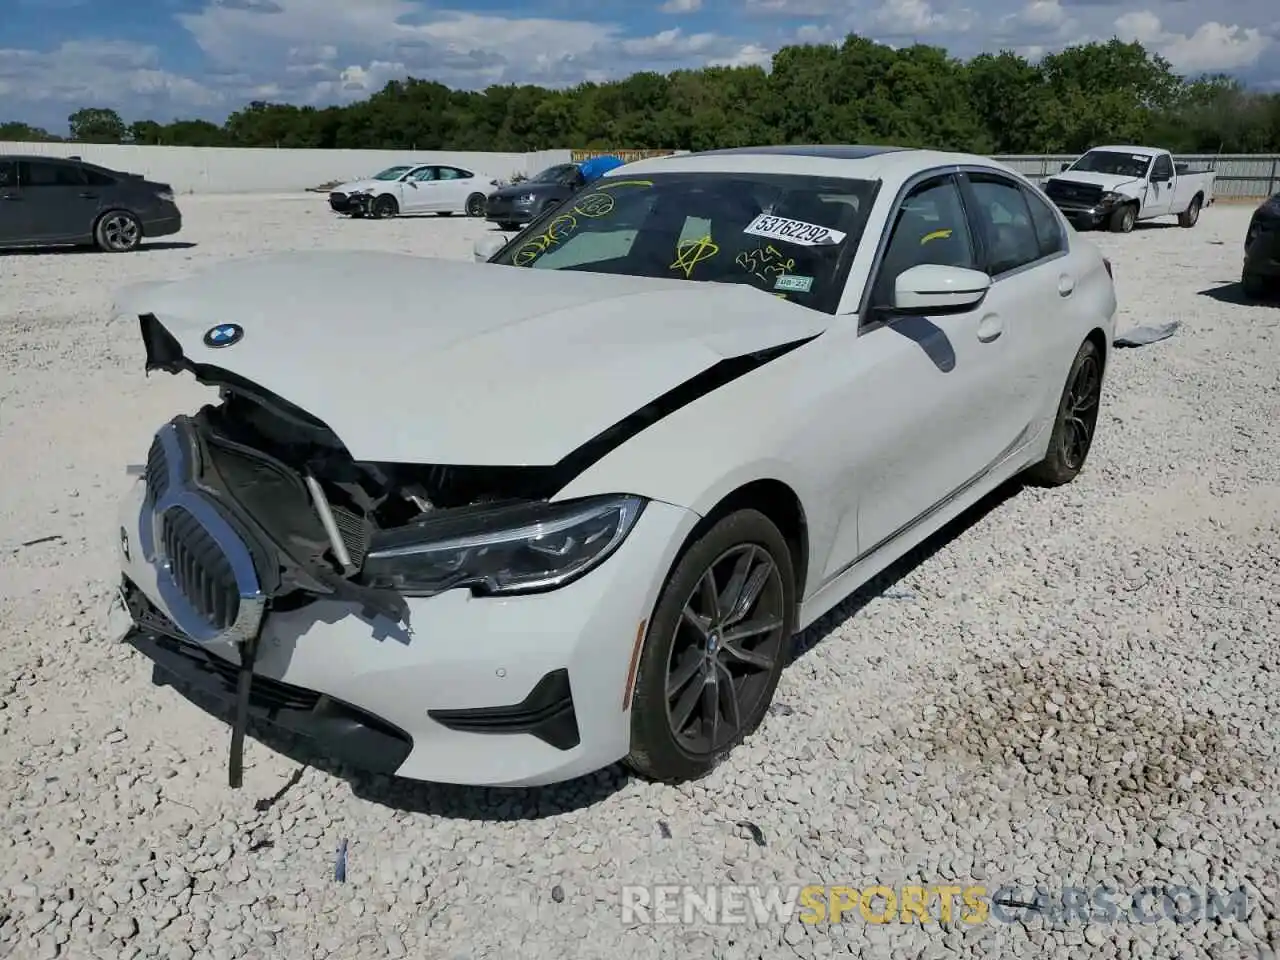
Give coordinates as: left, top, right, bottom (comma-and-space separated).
578, 155, 626, 183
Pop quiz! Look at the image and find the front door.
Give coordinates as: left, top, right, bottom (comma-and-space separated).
0, 160, 33, 244
400, 165, 437, 213
1144, 154, 1176, 217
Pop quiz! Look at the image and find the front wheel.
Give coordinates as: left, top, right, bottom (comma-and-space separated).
625, 509, 796, 783
94, 211, 142, 252
370, 195, 398, 219
1024, 338, 1104, 487
465, 193, 487, 217
1109, 204, 1136, 233
1178, 195, 1202, 228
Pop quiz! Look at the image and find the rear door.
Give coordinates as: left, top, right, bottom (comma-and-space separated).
434, 166, 473, 211
17, 159, 98, 240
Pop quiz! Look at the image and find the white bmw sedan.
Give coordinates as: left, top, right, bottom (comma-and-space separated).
112, 145, 1117, 789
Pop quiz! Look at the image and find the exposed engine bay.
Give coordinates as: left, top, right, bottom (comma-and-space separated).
179, 385, 563, 624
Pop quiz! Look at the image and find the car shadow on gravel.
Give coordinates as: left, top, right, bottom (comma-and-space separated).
1197, 281, 1280, 308
0, 241, 198, 256
789, 478, 1026, 662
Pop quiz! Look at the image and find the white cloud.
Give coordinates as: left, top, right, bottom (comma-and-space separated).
0, 40, 220, 113
871, 0, 974, 36
659, 0, 703, 12
1114, 11, 1270, 72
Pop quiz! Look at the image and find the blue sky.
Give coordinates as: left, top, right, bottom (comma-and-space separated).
2, 0, 1277, 133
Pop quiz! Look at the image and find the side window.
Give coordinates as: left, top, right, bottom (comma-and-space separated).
406, 167, 435, 182
449, 167, 474, 180
0, 161, 15, 189
1151, 154, 1173, 180
871, 175, 976, 309
1022, 186, 1066, 259
965, 174, 1040, 276
435, 167, 461, 181
19, 161, 86, 187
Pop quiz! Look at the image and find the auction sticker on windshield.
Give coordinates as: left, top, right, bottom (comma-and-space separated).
744, 214, 846, 247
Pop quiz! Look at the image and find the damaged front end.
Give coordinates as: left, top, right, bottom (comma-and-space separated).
129, 313, 649, 787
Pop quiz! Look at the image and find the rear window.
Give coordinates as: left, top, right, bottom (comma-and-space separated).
490, 172, 879, 314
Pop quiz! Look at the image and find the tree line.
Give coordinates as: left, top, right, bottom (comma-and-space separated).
3, 36, 1279, 155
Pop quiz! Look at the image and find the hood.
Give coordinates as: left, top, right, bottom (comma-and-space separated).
334, 178, 383, 194
1051, 170, 1143, 193
118, 250, 826, 467
490, 181, 562, 199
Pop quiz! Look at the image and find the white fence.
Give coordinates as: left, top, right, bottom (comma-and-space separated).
0, 142, 572, 194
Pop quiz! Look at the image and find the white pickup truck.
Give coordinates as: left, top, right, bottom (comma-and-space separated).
1041, 145, 1215, 233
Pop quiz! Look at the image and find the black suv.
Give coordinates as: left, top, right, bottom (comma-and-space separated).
0, 155, 182, 252
1243, 193, 1280, 300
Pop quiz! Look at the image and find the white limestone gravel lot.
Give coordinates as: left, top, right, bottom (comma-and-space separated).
0, 194, 1277, 960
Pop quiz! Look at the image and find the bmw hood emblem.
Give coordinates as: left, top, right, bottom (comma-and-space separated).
203, 323, 244, 348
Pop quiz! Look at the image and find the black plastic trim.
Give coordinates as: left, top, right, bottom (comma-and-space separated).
122, 580, 412, 775
428, 668, 580, 751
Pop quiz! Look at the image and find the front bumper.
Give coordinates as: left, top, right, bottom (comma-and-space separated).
1049, 199, 1115, 227
484, 196, 535, 225
328, 192, 362, 214
114, 477, 698, 786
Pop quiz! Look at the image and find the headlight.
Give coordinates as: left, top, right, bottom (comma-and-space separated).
1099, 192, 1126, 205
361, 495, 646, 597
516, 193, 537, 205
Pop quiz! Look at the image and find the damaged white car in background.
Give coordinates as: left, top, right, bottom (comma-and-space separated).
110, 145, 1117, 790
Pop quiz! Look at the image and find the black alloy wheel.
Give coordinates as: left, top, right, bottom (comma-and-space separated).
1025, 338, 1104, 486
626, 509, 795, 782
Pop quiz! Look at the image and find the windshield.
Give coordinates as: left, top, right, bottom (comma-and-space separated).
372, 165, 413, 181
529, 164, 580, 184
490, 172, 878, 314
1068, 151, 1152, 178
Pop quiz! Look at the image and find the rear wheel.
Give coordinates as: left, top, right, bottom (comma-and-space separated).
625, 509, 795, 783
1024, 338, 1104, 487
1178, 195, 1203, 228
94, 211, 142, 252
370, 195, 398, 219
465, 193, 486, 217
1109, 204, 1136, 233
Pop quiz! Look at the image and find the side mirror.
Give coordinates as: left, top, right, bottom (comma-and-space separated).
892, 264, 991, 314
1060, 162, 1071, 172
473, 235, 507, 262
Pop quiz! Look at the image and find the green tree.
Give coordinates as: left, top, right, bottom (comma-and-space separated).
68, 107, 127, 143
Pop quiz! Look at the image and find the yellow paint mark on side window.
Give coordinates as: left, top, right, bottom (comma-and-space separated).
921, 228, 953, 244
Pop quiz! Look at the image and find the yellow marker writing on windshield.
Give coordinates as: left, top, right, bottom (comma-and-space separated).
670, 235, 719, 279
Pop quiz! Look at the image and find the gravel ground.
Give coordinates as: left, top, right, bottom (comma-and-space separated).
0, 196, 1277, 960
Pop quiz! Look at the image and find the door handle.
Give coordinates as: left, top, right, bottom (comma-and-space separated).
78, 192, 98, 199
0, 194, 20, 201
1057, 274, 1075, 297
976, 313, 1003, 343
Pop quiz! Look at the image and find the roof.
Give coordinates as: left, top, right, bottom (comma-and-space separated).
688, 145, 911, 160
1086, 145, 1166, 156
614, 147, 1017, 183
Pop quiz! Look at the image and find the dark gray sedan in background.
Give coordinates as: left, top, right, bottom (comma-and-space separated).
0, 155, 182, 252
484, 162, 586, 230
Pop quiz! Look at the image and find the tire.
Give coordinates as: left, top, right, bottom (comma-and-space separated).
1024, 338, 1104, 487
465, 193, 486, 217
625, 509, 796, 783
1241, 269, 1268, 300
94, 210, 142, 252
1177, 195, 1202, 228
370, 195, 398, 219
1108, 204, 1136, 234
